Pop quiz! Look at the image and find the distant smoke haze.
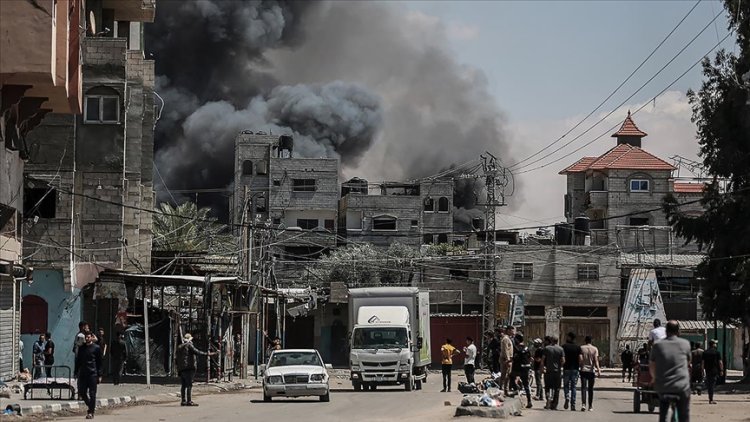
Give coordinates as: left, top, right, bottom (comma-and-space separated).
147, 1, 515, 220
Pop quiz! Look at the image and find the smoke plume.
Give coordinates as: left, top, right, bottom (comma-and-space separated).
147, 1, 513, 218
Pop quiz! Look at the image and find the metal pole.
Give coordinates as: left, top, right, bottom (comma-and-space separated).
143, 283, 151, 388
206, 275, 211, 384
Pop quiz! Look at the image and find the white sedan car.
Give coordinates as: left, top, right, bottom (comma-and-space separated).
262, 349, 331, 402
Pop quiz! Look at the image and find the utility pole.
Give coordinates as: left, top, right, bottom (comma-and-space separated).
481, 153, 503, 351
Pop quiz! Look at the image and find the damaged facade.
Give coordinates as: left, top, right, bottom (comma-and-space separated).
0, 0, 85, 381
17, 0, 155, 372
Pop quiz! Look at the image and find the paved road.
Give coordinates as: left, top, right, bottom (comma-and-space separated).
54, 374, 749, 422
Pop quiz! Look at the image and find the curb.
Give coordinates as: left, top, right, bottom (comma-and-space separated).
14, 381, 257, 417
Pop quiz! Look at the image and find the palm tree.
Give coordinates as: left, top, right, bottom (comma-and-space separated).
152, 202, 229, 252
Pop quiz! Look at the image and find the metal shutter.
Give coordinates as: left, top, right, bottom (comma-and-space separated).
0, 276, 19, 381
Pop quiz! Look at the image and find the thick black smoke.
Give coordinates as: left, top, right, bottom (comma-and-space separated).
147, 1, 514, 220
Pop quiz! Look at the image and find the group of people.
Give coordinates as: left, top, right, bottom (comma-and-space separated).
536, 332, 601, 411
31, 332, 56, 379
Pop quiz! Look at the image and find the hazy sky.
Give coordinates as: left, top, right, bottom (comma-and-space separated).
400, 1, 735, 228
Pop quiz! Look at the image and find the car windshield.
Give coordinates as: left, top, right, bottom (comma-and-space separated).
268, 352, 322, 368
352, 327, 408, 349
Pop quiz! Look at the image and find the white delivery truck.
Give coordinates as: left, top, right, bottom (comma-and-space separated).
348, 287, 431, 392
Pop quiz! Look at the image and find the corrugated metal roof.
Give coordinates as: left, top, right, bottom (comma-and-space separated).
618, 253, 705, 268
677, 320, 736, 330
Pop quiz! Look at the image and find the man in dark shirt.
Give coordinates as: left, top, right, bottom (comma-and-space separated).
702, 340, 724, 404
621, 344, 634, 382
561, 332, 582, 411
510, 334, 533, 409
690, 342, 704, 394
542, 336, 565, 410
44, 332, 55, 378
488, 332, 501, 374
75, 332, 103, 419
532, 338, 546, 401
176, 333, 215, 406
110, 332, 127, 385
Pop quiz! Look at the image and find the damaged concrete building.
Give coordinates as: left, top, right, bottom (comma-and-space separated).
0, 0, 85, 381
18, 0, 155, 371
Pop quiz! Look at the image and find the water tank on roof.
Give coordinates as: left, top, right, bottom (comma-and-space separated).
573, 215, 590, 245
554, 223, 572, 245
278, 135, 294, 157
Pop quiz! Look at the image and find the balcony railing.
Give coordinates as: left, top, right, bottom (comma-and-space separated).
586, 190, 608, 209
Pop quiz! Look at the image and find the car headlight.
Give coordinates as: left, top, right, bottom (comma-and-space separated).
399, 364, 410, 371
266, 375, 283, 385
310, 373, 326, 383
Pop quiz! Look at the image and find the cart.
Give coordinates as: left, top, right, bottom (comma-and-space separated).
23, 365, 76, 400
632, 363, 658, 413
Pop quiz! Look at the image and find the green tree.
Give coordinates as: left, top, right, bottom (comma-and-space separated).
152, 202, 230, 253
310, 242, 422, 287
663, 0, 749, 381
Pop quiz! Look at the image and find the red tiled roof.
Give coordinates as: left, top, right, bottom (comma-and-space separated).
673, 182, 706, 194
558, 157, 597, 174
559, 144, 675, 173
611, 111, 647, 138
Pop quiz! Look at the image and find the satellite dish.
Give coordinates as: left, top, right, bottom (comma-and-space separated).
88, 11, 96, 36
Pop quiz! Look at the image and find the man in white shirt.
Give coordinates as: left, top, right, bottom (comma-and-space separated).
649, 319, 667, 345
463, 337, 477, 384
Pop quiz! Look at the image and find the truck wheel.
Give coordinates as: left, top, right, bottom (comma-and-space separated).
353, 381, 362, 392
320, 392, 330, 402
633, 390, 640, 413
415, 380, 422, 390
263, 392, 272, 402
405, 377, 413, 391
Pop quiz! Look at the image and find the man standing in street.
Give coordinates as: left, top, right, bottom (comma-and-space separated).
176, 333, 216, 406
511, 334, 533, 409
500, 325, 515, 395
579, 336, 601, 411
532, 338, 546, 401
463, 337, 477, 384
110, 332, 127, 385
561, 332, 582, 411
32, 333, 46, 379
44, 332, 55, 378
440, 338, 459, 392
488, 331, 501, 374
233, 333, 242, 376
621, 344, 634, 383
542, 336, 565, 410
702, 339, 724, 405
649, 318, 667, 345
649, 320, 691, 422
75, 331, 103, 419
691, 342, 704, 394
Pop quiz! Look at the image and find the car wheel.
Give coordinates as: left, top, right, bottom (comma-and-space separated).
263, 392, 272, 402
320, 392, 330, 402
353, 381, 362, 392
633, 390, 640, 413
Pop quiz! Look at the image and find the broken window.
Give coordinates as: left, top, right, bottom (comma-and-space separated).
296, 219, 318, 230
438, 197, 449, 212
242, 160, 253, 175
577, 264, 599, 281
24, 187, 56, 218
324, 219, 334, 231
292, 179, 316, 192
423, 198, 434, 212
84, 94, 119, 123
373, 216, 397, 231
513, 263, 533, 280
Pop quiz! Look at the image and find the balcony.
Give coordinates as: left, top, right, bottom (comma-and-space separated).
102, 0, 156, 22
586, 191, 608, 209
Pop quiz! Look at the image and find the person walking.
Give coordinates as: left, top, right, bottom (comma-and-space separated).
511, 334, 533, 409
32, 333, 46, 379
542, 336, 565, 410
73, 321, 93, 378
649, 318, 667, 345
233, 333, 242, 376
463, 337, 477, 384
176, 333, 215, 406
691, 342, 704, 394
488, 331, 501, 374
532, 338, 546, 401
702, 339, 724, 405
561, 332, 582, 411
621, 344, 634, 383
649, 320, 691, 422
500, 326, 515, 395
44, 332, 55, 378
579, 336, 601, 411
440, 338, 459, 392
75, 331, 103, 419
110, 332, 127, 385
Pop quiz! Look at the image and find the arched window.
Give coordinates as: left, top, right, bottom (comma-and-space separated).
21, 295, 48, 334
423, 198, 434, 212
372, 215, 397, 231
242, 160, 253, 175
84, 86, 120, 124
438, 197, 449, 212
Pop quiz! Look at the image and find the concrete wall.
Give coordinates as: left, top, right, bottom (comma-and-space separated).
21, 269, 82, 372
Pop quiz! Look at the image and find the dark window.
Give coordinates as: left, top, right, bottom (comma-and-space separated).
272, 218, 281, 225
513, 263, 533, 280
84, 95, 119, 123
629, 179, 650, 192
292, 179, 316, 192
437, 233, 448, 243
524, 306, 545, 317
411, 219, 419, 228
257, 161, 268, 175
296, 219, 318, 230
449, 268, 469, 280
373, 216, 397, 231
472, 218, 483, 230
24, 188, 56, 218
629, 217, 649, 226
562, 306, 607, 317
324, 219, 334, 231
255, 198, 267, 213
242, 160, 253, 175
21, 295, 48, 334
423, 198, 434, 212
423, 234, 434, 244
273, 179, 281, 186
577, 264, 599, 281
438, 197, 449, 212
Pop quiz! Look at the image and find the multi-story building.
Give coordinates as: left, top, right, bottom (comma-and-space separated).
18, 0, 155, 371
338, 179, 454, 248
0, 0, 85, 381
